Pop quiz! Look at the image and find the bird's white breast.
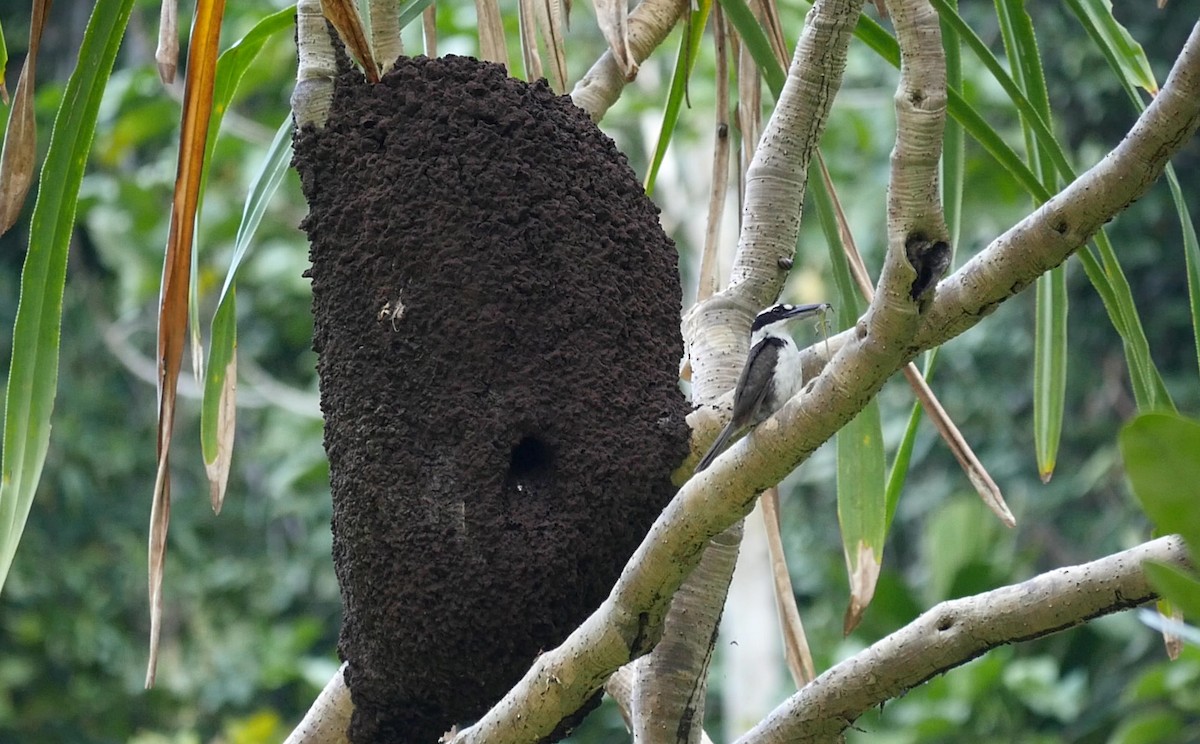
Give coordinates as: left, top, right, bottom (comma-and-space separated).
770, 337, 804, 405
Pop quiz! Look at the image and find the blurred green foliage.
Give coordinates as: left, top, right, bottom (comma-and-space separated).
0, 0, 1195, 742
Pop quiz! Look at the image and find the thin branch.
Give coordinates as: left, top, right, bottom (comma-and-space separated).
735, 535, 1191, 743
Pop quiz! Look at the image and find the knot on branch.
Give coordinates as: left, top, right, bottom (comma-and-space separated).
905, 235, 951, 308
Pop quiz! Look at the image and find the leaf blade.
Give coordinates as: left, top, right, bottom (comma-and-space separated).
201, 117, 294, 511
645, 0, 712, 195
0, 0, 51, 235
0, 0, 137, 593
1120, 412, 1200, 551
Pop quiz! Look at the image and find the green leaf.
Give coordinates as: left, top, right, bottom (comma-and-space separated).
1067, 0, 1199, 387
884, 393, 922, 527
1060, 0, 1191, 406
1142, 563, 1200, 621
645, 0, 712, 195
208, 7, 297, 166
1033, 267, 1067, 481
1120, 412, 1200, 551
398, 0, 437, 30
811, 169, 886, 630
0, 18, 8, 100
1167, 169, 1200, 382
1064, 0, 1158, 95
931, 0, 1172, 413
1062, 0, 1200, 391
0, 0, 137, 591
993, 0, 1069, 481
202, 116, 294, 470
189, 4, 298, 377
1107, 707, 1185, 744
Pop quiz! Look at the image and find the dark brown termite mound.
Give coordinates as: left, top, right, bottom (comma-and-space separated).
293, 55, 690, 743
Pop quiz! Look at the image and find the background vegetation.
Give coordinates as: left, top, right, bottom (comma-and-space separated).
0, 0, 1196, 742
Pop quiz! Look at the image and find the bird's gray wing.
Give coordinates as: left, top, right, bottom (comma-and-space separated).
694, 337, 784, 474
730, 337, 782, 425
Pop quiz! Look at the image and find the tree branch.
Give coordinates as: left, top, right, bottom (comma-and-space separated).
735, 535, 1191, 743
283, 662, 352, 744
451, 25, 1200, 744
684, 0, 867, 410
650, 1, 865, 738
292, 0, 337, 128
570, 0, 689, 122
798, 22, 1200, 381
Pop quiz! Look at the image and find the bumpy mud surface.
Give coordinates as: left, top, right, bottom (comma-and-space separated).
294, 55, 689, 743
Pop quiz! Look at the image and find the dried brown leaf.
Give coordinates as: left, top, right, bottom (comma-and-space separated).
756, 0, 788, 65
536, 0, 569, 91
146, 452, 172, 688
1159, 600, 1183, 661
842, 540, 880, 635
320, 0, 380, 82
147, 0, 226, 688
0, 0, 50, 236
0, 64, 36, 236
696, 6, 731, 303
594, 0, 638, 79
423, 3, 438, 57
735, 30, 761, 208
518, 0, 544, 82
903, 363, 1014, 526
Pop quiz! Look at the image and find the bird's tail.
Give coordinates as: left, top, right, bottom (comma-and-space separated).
695, 421, 738, 473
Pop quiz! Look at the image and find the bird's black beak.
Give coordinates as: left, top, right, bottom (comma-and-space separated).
781, 302, 831, 320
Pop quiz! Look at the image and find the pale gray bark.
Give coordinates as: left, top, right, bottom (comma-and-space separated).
283, 662, 352, 744
292, 0, 337, 128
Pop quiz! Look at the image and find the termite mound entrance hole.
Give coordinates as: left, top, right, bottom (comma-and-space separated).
508, 434, 555, 480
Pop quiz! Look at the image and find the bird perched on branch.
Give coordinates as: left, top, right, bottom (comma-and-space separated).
695, 302, 831, 473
